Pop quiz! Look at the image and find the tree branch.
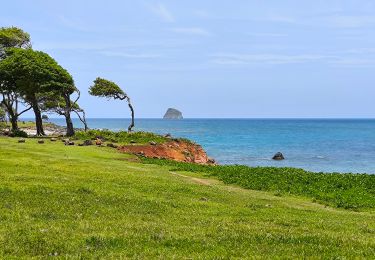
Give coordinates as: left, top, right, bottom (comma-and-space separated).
17, 105, 33, 117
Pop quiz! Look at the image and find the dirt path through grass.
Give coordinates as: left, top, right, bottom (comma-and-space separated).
169, 171, 214, 186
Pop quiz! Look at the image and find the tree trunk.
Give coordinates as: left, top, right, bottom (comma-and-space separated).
5, 107, 18, 131
2, 98, 18, 131
10, 114, 18, 131
31, 100, 45, 136
127, 99, 135, 132
63, 94, 75, 137
65, 112, 74, 137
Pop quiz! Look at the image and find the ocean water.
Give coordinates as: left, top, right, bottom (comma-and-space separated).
48, 118, 375, 174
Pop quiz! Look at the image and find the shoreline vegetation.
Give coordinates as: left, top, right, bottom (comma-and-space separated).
1, 121, 374, 211
0, 132, 374, 258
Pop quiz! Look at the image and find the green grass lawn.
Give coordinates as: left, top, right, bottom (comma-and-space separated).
0, 121, 55, 129
0, 136, 374, 258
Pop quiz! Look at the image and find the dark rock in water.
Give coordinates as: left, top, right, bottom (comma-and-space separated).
272, 152, 285, 160
207, 157, 216, 164
163, 108, 183, 119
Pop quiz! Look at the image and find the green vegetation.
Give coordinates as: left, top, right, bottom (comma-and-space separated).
74, 129, 168, 144
0, 136, 374, 258
89, 77, 135, 132
0, 107, 5, 122
0, 120, 56, 130
8, 128, 28, 138
0, 26, 86, 136
142, 158, 375, 210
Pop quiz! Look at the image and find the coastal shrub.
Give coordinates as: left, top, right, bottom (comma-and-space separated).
74, 129, 167, 144
9, 129, 28, 138
141, 158, 375, 210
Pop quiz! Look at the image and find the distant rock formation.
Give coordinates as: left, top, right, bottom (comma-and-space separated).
163, 108, 183, 119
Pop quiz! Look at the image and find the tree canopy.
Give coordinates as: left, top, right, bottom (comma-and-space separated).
89, 78, 126, 99
0, 48, 75, 135
0, 27, 31, 58
0, 27, 33, 130
0, 48, 74, 96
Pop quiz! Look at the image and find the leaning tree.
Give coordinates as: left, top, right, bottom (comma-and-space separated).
42, 92, 89, 134
0, 27, 32, 130
0, 48, 75, 136
89, 77, 135, 132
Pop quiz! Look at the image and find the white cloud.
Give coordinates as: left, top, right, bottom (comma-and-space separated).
148, 3, 174, 22
210, 51, 375, 68
169, 27, 211, 36
211, 53, 333, 65
246, 32, 288, 38
318, 14, 375, 28
99, 51, 161, 59
329, 57, 375, 67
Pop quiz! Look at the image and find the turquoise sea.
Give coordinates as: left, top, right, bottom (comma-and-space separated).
49, 118, 375, 174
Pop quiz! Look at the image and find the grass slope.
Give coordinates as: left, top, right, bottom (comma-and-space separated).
142, 158, 375, 210
0, 137, 374, 258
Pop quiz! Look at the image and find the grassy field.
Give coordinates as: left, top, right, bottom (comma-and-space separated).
142, 158, 375, 210
0, 121, 55, 129
0, 136, 374, 258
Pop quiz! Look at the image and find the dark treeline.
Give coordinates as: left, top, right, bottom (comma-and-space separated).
0, 27, 134, 136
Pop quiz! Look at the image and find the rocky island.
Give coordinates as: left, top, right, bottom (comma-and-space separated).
163, 108, 183, 119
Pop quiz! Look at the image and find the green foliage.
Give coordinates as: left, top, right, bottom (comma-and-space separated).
89, 77, 125, 99
9, 129, 28, 137
0, 48, 74, 98
0, 107, 6, 121
0, 26, 31, 51
74, 129, 167, 144
142, 158, 375, 210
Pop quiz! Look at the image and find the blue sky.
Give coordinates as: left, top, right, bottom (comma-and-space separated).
1, 0, 375, 118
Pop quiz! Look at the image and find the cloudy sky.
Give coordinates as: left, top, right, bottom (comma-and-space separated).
1, 0, 375, 118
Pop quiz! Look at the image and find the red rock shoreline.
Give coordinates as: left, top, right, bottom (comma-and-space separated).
118, 140, 216, 165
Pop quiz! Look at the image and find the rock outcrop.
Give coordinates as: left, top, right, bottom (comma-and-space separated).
118, 139, 215, 165
163, 108, 183, 119
272, 152, 285, 160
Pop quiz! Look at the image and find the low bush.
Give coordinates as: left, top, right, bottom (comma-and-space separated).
9, 129, 28, 138
142, 158, 375, 210
74, 129, 168, 144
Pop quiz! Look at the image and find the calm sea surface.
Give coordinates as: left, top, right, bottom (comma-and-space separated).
48, 118, 375, 174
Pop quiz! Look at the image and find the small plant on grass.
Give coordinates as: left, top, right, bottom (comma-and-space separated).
9, 129, 28, 138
